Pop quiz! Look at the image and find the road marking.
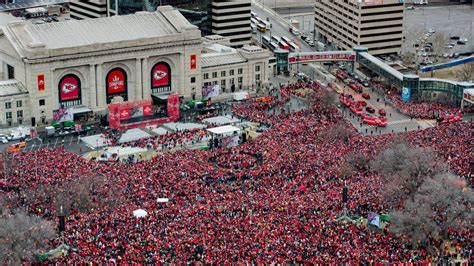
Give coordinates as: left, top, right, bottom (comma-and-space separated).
387, 119, 412, 125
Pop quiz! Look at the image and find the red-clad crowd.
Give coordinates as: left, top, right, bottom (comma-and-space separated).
369, 80, 461, 119
0, 81, 472, 264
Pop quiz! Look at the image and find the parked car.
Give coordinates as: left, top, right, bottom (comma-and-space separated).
357, 100, 367, 107
379, 109, 386, 116
365, 106, 375, 113
361, 93, 370, 100
457, 40, 466, 45
0, 136, 8, 144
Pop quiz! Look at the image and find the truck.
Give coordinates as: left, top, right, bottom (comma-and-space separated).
413, 0, 428, 4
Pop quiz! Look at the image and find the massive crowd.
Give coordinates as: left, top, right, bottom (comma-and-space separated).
369, 80, 461, 119
0, 80, 472, 264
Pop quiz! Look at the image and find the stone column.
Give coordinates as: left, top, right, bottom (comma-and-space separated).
89, 64, 97, 109
142, 57, 148, 100
96, 63, 105, 110
135, 58, 142, 101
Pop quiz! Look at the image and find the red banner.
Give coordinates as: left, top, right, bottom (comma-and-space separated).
37, 74, 45, 91
190, 54, 197, 70
59, 75, 80, 101
167, 93, 180, 118
108, 103, 121, 129
152, 63, 170, 88
288, 53, 355, 63
107, 69, 126, 94
143, 103, 153, 116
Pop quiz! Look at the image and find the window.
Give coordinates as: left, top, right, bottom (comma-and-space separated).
221, 71, 226, 77
7, 64, 14, 79
17, 110, 23, 118
190, 77, 196, 83
230, 70, 234, 76
238, 68, 243, 74
255, 65, 261, 72
39, 99, 45, 106
6, 112, 12, 119
5, 102, 11, 109
204, 82, 210, 87
221, 79, 226, 86
230, 78, 235, 84
238, 77, 243, 84
16, 100, 22, 108
213, 81, 218, 85
203, 73, 209, 80
256, 74, 261, 81
212, 72, 217, 78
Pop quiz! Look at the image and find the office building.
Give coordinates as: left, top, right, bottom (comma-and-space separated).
70, 0, 112, 20
314, 0, 405, 56
210, 0, 251, 48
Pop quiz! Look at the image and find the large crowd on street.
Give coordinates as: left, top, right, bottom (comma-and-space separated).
369, 80, 461, 119
0, 80, 472, 264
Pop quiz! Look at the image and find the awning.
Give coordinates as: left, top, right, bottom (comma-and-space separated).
207, 125, 241, 135
151, 93, 170, 101
71, 106, 92, 115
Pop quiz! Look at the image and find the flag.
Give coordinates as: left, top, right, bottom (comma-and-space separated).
368, 212, 380, 228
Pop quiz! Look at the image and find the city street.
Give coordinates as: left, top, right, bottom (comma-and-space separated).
252, 0, 315, 52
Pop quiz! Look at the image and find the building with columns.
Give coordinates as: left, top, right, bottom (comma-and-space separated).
0, 6, 202, 127
0, 6, 270, 128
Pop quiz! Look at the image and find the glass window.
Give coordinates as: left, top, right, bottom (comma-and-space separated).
16, 100, 22, 108
17, 110, 23, 118
238, 77, 243, 84
212, 72, 217, 78
39, 99, 45, 106
229, 70, 234, 76
6, 112, 12, 119
191, 77, 196, 83
203, 73, 209, 80
5, 102, 11, 109
238, 68, 243, 74
256, 74, 261, 81
221, 71, 226, 77
255, 65, 260, 72
221, 79, 226, 86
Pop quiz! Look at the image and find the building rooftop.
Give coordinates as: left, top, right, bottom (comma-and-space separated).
0, 80, 28, 97
201, 52, 246, 68
2, 6, 200, 59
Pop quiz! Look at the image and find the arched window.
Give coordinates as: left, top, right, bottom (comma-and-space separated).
58, 74, 82, 107
151, 62, 171, 94
106, 67, 128, 104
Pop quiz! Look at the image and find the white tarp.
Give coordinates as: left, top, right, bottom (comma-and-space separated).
105, 146, 147, 157
162, 122, 206, 132
119, 128, 150, 143
202, 85, 220, 99
202, 115, 240, 125
152, 127, 170, 135
233, 91, 249, 101
81, 134, 109, 149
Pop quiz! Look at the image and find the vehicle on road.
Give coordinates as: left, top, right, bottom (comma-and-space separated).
365, 106, 375, 113
379, 109, 386, 116
307, 41, 314, 47
0, 136, 8, 144
6, 141, 27, 154
278, 40, 290, 51
257, 23, 266, 33
357, 100, 367, 107
361, 93, 370, 100
289, 27, 300, 35
288, 42, 299, 52
251, 24, 257, 34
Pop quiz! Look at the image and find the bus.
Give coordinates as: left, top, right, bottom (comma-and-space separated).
271, 35, 280, 44
269, 42, 279, 52
251, 18, 257, 26
279, 40, 290, 50
281, 36, 292, 45
288, 42, 299, 52
257, 23, 266, 33
256, 17, 270, 30
251, 11, 257, 18
262, 36, 271, 47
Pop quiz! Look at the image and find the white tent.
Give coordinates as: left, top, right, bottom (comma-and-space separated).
132, 209, 148, 218
157, 198, 169, 203
207, 125, 241, 136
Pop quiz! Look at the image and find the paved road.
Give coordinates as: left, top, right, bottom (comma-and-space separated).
252, 0, 315, 53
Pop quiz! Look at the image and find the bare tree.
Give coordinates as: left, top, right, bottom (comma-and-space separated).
323, 122, 354, 143
388, 198, 437, 249
346, 151, 369, 171
416, 173, 473, 239
371, 142, 446, 204
455, 62, 474, 82
431, 32, 449, 62
0, 210, 55, 264
402, 51, 416, 67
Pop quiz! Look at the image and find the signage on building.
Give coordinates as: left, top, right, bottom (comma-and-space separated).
107, 68, 126, 94
37, 74, 45, 91
288, 53, 355, 63
151, 62, 171, 91
401, 87, 411, 102
58, 74, 81, 102
190, 54, 197, 70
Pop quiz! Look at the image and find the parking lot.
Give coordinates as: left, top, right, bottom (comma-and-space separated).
403, 5, 474, 55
